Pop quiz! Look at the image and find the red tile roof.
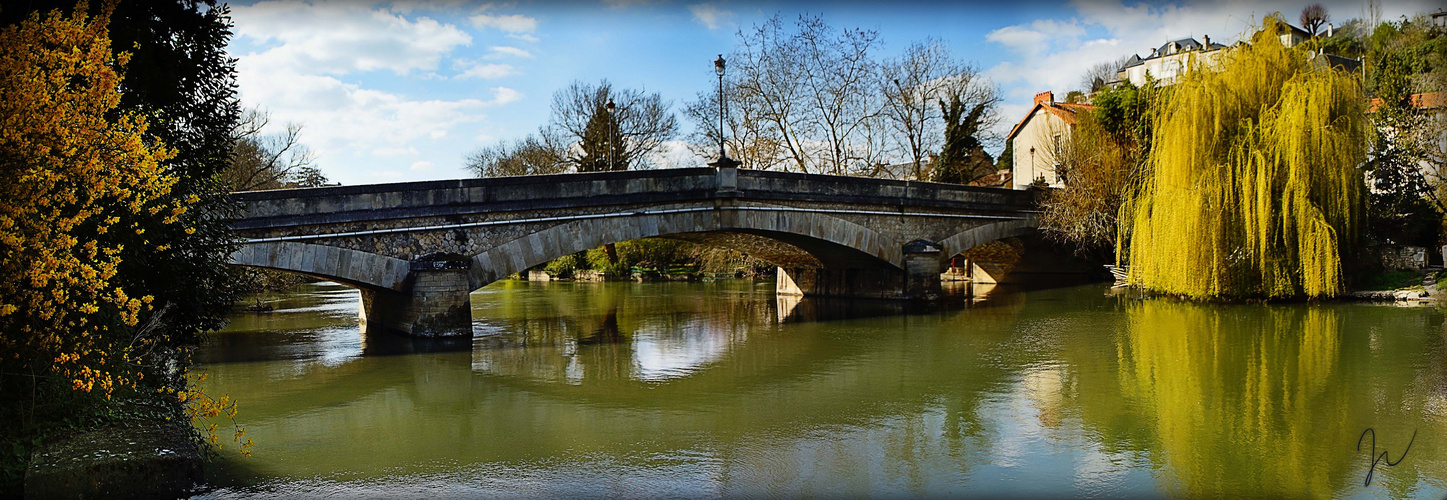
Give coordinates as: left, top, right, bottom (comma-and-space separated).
968, 170, 1013, 187
1368, 92, 1446, 113
1006, 98, 1094, 142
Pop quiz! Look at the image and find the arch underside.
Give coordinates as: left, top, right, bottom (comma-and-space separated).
230, 214, 1042, 295
939, 217, 1039, 260
228, 241, 411, 292
468, 209, 904, 290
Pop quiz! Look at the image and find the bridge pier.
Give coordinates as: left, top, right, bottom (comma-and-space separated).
360, 260, 473, 338
775, 267, 903, 299
902, 239, 945, 301
775, 239, 945, 300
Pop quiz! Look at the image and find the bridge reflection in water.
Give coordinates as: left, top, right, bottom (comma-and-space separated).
193, 280, 1447, 498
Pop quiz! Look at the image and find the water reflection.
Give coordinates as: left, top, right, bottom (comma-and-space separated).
199, 283, 363, 366
1058, 300, 1447, 498
470, 280, 768, 384
193, 280, 1447, 498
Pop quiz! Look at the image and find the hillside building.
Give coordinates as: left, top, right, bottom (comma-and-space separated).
1006, 91, 1093, 190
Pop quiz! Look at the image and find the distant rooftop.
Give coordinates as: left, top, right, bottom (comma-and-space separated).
1121, 36, 1228, 69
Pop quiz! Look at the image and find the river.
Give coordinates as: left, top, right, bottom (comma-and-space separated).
191, 279, 1446, 498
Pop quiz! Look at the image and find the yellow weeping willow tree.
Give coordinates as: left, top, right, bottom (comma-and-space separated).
1121, 17, 1369, 299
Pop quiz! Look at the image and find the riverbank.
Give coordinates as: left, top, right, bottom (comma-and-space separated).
1342, 267, 1444, 305
1106, 264, 1445, 305
525, 268, 754, 283
24, 415, 202, 499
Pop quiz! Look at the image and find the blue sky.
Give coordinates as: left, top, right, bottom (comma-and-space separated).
226, 0, 1436, 185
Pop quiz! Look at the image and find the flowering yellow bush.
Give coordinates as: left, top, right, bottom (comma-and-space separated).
0, 3, 192, 399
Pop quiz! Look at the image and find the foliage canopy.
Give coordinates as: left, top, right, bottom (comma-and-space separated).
1122, 18, 1369, 299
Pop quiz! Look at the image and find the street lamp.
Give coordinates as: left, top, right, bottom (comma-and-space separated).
606, 98, 616, 170
709, 54, 739, 170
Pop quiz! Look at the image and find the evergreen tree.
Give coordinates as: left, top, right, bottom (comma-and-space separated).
930, 96, 994, 184
576, 103, 627, 172
994, 142, 1012, 172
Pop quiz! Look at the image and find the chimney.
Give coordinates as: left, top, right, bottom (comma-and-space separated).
1327, 23, 1334, 37
1203, 34, 1210, 48
1034, 91, 1055, 106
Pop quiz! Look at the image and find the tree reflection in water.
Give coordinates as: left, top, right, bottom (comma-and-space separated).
1062, 300, 1447, 498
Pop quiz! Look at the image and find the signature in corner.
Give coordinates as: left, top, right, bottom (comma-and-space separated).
1358, 428, 1417, 486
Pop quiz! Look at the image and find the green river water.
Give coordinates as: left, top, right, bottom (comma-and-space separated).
191, 279, 1446, 498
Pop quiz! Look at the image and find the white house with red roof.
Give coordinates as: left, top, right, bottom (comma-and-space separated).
1005, 91, 1093, 189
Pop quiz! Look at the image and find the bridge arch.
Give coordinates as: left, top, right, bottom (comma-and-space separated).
468, 208, 901, 290
938, 217, 1039, 261
228, 241, 412, 292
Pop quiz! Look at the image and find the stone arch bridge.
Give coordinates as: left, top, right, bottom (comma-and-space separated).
228, 167, 1040, 337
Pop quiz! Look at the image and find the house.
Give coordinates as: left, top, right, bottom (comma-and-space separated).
1368, 91, 1447, 184
1115, 35, 1229, 87
872, 154, 936, 181
1114, 21, 1326, 88
1005, 91, 1093, 189
1272, 20, 1312, 47
968, 169, 1013, 188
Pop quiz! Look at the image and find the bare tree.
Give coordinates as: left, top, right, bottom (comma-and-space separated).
465, 129, 570, 178
1300, 3, 1329, 37
794, 16, 885, 175
550, 79, 678, 171
880, 40, 944, 179
1079, 55, 1133, 93
878, 40, 998, 180
683, 82, 789, 171
224, 108, 322, 191
730, 15, 818, 173
716, 15, 896, 176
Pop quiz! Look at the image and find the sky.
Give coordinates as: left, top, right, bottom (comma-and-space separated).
224, 0, 1439, 185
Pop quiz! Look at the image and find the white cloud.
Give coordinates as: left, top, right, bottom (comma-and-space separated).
489, 87, 523, 105
233, 55, 495, 184
469, 6, 538, 33
231, 2, 471, 75
456, 62, 517, 79
509, 33, 541, 43
985, 26, 1051, 53
689, 3, 734, 30
227, 2, 548, 185
486, 46, 534, 59
372, 146, 420, 157
651, 140, 706, 169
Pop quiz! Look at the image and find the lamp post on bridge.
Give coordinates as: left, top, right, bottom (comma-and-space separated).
709, 54, 739, 195
708, 54, 739, 171
606, 97, 617, 170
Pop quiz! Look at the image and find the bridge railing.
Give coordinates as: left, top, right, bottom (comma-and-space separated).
228, 168, 1038, 229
